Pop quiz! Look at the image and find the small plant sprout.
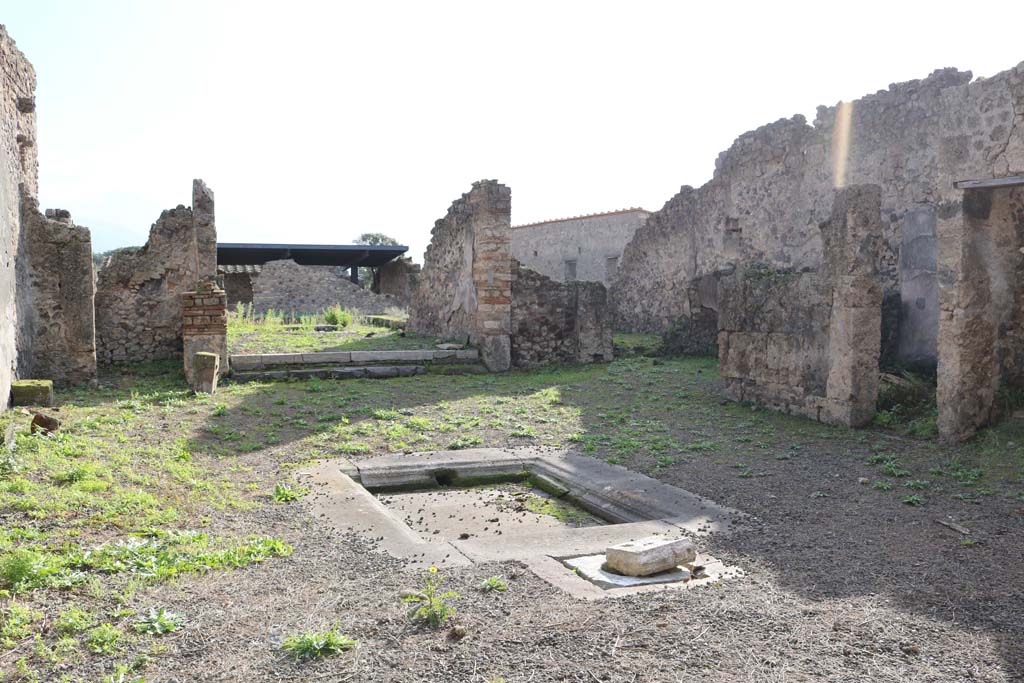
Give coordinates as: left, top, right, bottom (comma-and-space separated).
479, 576, 507, 593
134, 607, 185, 635
281, 624, 357, 661
273, 482, 307, 503
902, 494, 925, 506
403, 566, 459, 628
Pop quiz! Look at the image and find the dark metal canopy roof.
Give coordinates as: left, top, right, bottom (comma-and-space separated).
217, 243, 408, 268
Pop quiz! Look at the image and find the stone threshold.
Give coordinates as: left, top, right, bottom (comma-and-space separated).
230, 348, 478, 371
229, 365, 429, 382
297, 448, 745, 599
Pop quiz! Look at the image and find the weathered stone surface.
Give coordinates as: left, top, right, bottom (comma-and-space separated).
182, 281, 228, 387
409, 180, 512, 371
511, 209, 650, 287
11, 379, 52, 406
1, 26, 38, 409
937, 185, 1024, 441
19, 191, 97, 386
718, 186, 883, 427
94, 181, 217, 365
613, 62, 1024, 372
249, 258, 400, 316
605, 536, 697, 577
510, 263, 613, 367
375, 257, 420, 306
190, 352, 219, 394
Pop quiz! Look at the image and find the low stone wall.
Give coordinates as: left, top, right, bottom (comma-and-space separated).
95, 180, 217, 364
250, 259, 399, 316
937, 183, 1024, 441
19, 194, 96, 385
718, 185, 883, 427
511, 263, 613, 367
409, 180, 513, 371
376, 257, 419, 306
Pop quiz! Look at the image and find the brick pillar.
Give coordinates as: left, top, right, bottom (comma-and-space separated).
182, 280, 228, 387
470, 181, 512, 372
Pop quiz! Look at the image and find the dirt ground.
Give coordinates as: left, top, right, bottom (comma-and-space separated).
1, 354, 1022, 682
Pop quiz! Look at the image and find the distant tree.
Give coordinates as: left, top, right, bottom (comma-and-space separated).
354, 232, 400, 247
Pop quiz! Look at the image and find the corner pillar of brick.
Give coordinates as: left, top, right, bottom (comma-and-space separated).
470, 181, 513, 372
182, 280, 229, 386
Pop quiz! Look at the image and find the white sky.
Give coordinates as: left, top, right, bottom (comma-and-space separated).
4, 0, 1023, 262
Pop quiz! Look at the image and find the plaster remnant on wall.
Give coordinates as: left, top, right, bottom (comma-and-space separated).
718, 185, 883, 427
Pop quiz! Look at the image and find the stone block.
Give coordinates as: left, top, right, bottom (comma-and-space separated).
366, 366, 400, 378
11, 380, 54, 407
230, 355, 263, 371
261, 353, 304, 366
191, 352, 219, 394
605, 536, 697, 577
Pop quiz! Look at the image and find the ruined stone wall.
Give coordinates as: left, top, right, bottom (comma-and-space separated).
376, 257, 419, 307
19, 195, 96, 385
222, 271, 255, 309
614, 62, 1024, 369
95, 181, 216, 364
251, 259, 399, 315
510, 262, 613, 368
718, 185, 883, 427
409, 180, 512, 371
0, 26, 37, 407
937, 184, 1024, 441
511, 209, 650, 286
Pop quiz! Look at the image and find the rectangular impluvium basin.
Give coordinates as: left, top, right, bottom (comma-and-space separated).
298, 448, 744, 598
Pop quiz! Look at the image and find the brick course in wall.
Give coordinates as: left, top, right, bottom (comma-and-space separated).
409, 180, 513, 371
182, 280, 228, 385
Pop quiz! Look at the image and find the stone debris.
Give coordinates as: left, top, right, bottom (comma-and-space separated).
191, 352, 220, 394
10, 379, 54, 407
605, 536, 697, 577
29, 411, 59, 435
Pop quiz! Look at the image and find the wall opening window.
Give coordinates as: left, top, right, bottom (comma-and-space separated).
606, 256, 619, 278
564, 259, 577, 281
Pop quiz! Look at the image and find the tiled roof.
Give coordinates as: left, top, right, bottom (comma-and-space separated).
512, 207, 650, 230
217, 264, 262, 275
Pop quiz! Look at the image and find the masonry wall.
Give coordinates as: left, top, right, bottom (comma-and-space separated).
511, 209, 650, 286
718, 185, 883, 427
251, 259, 399, 315
614, 63, 1024, 370
510, 263, 613, 368
19, 195, 96, 385
376, 257, 419, 307
409, 180, 513, 371
95, 181, 216, 364
0, 26, 37, 407
937, 185, 1024, 441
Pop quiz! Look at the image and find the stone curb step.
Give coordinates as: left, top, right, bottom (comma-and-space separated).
229, 365, 428, 382
230, 348, 478, 371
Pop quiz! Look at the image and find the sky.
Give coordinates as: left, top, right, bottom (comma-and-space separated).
4, 0, 1024, 262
